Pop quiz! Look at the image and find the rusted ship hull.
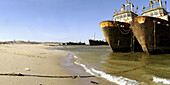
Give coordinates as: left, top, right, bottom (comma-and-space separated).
100, 21, 132, 52
131, 16, 170, 54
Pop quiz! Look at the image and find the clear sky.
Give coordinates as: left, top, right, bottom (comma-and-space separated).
0, 0, 169, 43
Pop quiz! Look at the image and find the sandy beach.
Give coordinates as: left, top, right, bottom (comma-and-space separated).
0, 44, 79, 85
0, 44, 118, 85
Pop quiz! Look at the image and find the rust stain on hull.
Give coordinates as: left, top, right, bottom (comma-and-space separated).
100, 21, 132, 52
131, 17, 148, 52
131, 16, 170, 54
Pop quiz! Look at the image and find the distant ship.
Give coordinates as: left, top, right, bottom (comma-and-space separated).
131, 0, 170, 54
100, 0, 142, 52
88, 33, 108, 45
66, 42, 86, 45
89, 39, 108, 45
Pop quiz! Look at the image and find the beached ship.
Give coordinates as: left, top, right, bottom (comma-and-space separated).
88, 34, 108, 45
89, 39, 108, 45
131, 0, 170, 54
100, 0, 141, 52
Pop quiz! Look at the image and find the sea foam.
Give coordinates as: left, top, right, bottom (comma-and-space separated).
153, 76, 170, 84
73, 55, 78, 59
55, 50, 141, 85
74, 56, 140, 85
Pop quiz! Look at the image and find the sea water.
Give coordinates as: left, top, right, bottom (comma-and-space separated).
54, 45, 170, 85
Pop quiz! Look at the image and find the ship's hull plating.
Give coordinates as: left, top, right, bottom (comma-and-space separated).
100, 21, 132, 52
131, 16, 170, 54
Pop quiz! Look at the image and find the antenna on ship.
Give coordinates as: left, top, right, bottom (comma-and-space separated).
142, 6, 145, 11
114, 9, 117, 14
149, 0, 153, 9
164, 1, 167, 9
135, 6, 138, 13
126, 0, 129, 11
126, 0, 128, 5
159, 0, 162, 8
121, 4, 125, 12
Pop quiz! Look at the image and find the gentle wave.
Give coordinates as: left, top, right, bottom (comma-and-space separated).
153, 76, 170, 84
73, 55, 140, 85
74, 60, 96, 76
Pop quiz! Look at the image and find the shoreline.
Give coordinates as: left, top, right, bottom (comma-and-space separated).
57, 50, 100, 85
0, 44, 117, 85
54, 47, 117, 85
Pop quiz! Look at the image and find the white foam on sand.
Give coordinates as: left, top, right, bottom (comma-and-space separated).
73, 55, 78, 59
153, 76, 170, 84
74, 56, 140, 85
91, 68, 140, 85
74, 60, 95, 76
55, 49, 141, 85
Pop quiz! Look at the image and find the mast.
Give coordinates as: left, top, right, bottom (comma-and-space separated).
131, 3, 134, 12
149, 0, 153, 9
159, 0, 162, 8
94, 33, 96, 40
118, 0, 134, 13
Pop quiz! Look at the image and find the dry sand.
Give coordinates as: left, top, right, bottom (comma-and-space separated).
0, 44, 116, 85
0, 44, 79, 85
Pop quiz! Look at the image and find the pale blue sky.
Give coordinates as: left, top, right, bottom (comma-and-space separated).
0, 0, 169, 43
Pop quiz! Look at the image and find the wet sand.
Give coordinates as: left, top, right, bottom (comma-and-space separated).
54, 46, 118, 85
59, 50, 117, 85
0, 44, 78, 85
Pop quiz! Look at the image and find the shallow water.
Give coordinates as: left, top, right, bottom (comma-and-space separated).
54, 45, 170, 85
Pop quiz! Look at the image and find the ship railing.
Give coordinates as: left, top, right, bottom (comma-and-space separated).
142, 4, 166, 12
142, 0, 166, 12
